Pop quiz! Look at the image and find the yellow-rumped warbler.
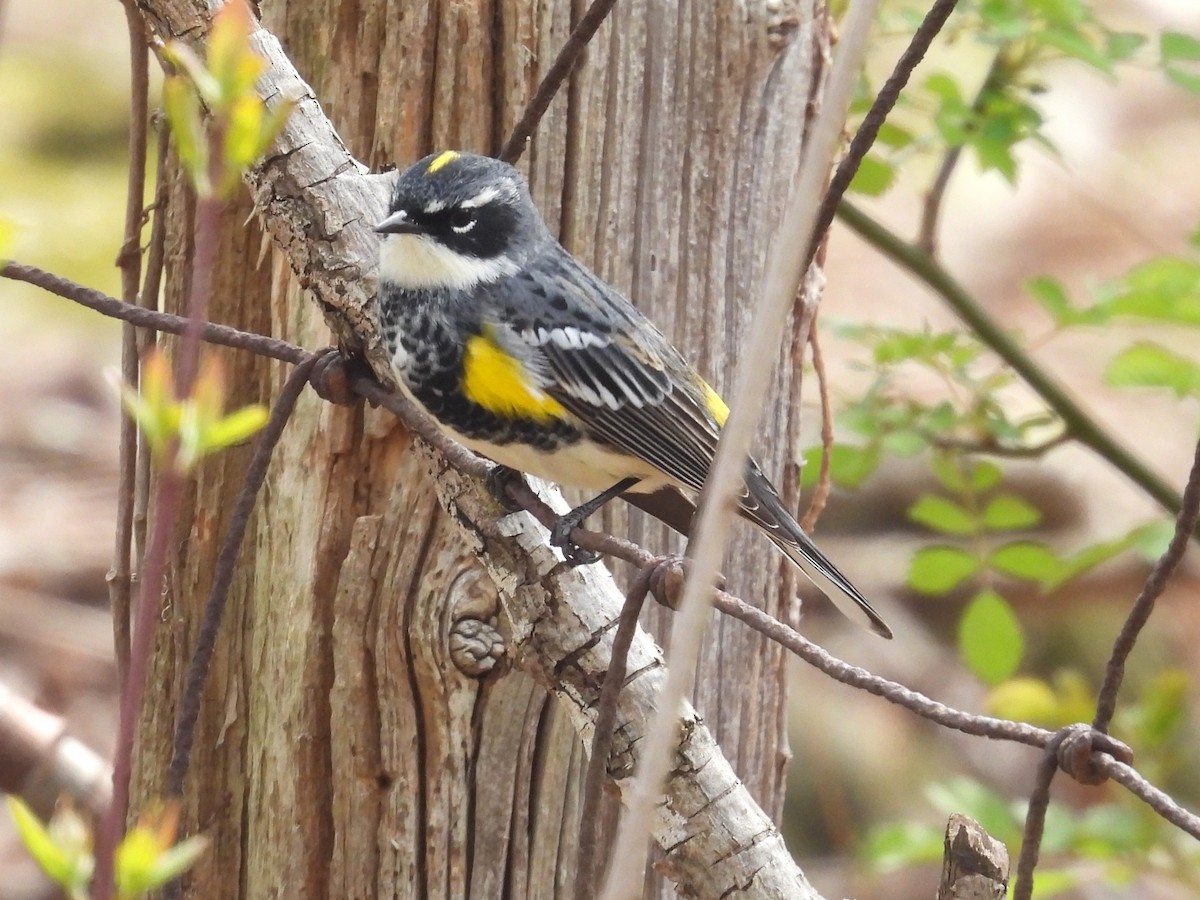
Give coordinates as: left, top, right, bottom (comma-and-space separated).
375, 150, 891, 638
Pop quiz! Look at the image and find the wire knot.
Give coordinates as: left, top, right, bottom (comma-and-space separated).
1053, 723, 1133, 786
307, 348, 359, 406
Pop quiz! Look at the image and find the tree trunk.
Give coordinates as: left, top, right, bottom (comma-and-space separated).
131, 1, 827, 896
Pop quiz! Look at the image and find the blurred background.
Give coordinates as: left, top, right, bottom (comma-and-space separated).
1, 0, 1198, 896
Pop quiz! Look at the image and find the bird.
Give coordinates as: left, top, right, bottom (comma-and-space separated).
374, 150, 892, 639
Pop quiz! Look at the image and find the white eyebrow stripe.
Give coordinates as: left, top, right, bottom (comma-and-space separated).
460, 186, 501, 209
423, 199, 447, 213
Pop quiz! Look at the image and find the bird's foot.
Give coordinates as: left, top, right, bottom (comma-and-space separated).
549, 510, 601, 567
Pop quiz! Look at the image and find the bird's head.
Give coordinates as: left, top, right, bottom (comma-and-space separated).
375, 151, 549, 292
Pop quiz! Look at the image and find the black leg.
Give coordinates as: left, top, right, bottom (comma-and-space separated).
550, 477, 641, 565
485, 464, 529, 513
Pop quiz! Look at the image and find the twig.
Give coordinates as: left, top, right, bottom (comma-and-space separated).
928, 432, 1070, 459
1093, 437, 1200, 732
166, 353, 321, 801
135, 121, 171, 574
599, 2, 882, 894
917, 54, 1004, 254
801, 323, 834, 532
576, 565, 653, 900
919, 145, 964, 256
93, 461, 185, 899
836, 200, 1189, 524
108, 0, 152, 685
497, 0, 621, 163
811, 0, 963, 261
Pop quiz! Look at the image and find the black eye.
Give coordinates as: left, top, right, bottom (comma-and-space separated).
449, 208, 476, 232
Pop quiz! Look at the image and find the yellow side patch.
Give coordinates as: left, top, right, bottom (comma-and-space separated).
426, 150, 460, 174
462, 329, 567, 422
701, 381, 729, 427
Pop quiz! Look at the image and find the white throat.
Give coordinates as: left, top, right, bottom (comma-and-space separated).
379, 233, 519, 291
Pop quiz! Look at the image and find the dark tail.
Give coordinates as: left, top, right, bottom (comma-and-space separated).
741, 465, 893, 639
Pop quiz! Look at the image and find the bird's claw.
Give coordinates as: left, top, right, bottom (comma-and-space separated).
549, 518, 601, 566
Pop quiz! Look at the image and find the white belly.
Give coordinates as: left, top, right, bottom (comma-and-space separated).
459, 432, 674, 493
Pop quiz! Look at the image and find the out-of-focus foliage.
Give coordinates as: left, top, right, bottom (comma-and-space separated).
6, 797, 208, 900
161, 0, 295, 198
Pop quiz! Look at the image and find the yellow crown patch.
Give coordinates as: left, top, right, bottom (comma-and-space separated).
426, 150, 460, 174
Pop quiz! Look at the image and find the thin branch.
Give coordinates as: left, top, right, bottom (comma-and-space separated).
1093, 437, 1200, 731
576, 565, 653, 900
801, 323, 834, 532
93, 461, 185, 899
167, 353, 321, 800
836, 200, 1189, 525
812, 0, 963, 261
600, 2, 883, 893
917, 54, 1004, 254
135, 121, 171, 575
928, 431, 1070, 459
918, 145, 964, 256
497, 0, 621, 163
108, 0, 152, 685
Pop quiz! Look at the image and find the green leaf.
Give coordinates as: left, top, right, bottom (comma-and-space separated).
1130, 519, 1175, 561
1037, 27, 1113, 74
958, 590, 1024, 684
990, 540, 1062, 584
7, 798, 92, 894
849, 155, 896, 197
982, 494, 1042, 530
967, 459, 1003, 492
1105, 341, 1200, 398
117, 830, 209, 896
1047, 528, 1149, 589
223, 94, 265, 175
930, 451, 968, 492
1162, 31, 1200, 93
1028, 275, 1110, 326
881, 429, 926, 457
827, 443, 881, 489
163, 77, 211, 197
908, 494, 977, 536
202, 405, 269, 453
1106, 31, 1146, 63
909, 545, 980, 595
1107, 256, 1200, 326
875, 121, 914, 149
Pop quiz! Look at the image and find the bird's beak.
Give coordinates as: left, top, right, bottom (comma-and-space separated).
374, 209, 425, 235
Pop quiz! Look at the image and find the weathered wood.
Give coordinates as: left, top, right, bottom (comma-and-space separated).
939, 814, 1010, 900
130, 1, 830, 897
